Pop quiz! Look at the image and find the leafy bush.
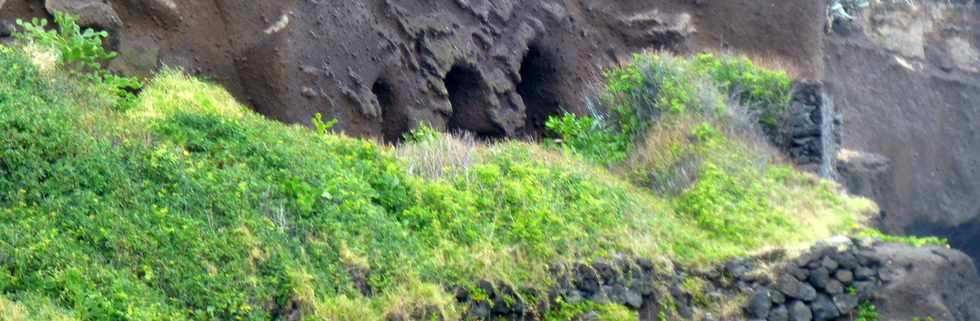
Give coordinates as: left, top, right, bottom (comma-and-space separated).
547, 52, 792, 165
692, 53, 792, 130
546, 51, 871, 254
603, 53, 727, 143
14, 12, 141, 107
544, 113, 629, 165
311, 112, 338, 135
402, 123, 441, 143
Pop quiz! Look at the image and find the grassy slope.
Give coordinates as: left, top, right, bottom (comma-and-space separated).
0, 46, 874, 321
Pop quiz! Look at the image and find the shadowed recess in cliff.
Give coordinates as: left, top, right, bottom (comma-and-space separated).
517, 43, 563, 137
372, 78, 411, 143
445, 64, 504, 139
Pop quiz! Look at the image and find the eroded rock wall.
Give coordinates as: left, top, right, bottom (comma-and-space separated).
824, 0, 980, 267
0, 0, 694, 139
1, 0, 831, 142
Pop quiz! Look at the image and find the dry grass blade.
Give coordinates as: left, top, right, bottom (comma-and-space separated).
396, 132, 481, 180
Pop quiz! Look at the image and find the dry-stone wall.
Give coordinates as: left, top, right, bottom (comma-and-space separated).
449, 237, 980, 321
771, 82, 841, 178
741, 238, 884, 321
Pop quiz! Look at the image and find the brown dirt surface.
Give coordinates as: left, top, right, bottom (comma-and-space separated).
2, 0, 828, 141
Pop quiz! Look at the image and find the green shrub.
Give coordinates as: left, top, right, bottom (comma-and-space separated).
692, 54, 793, 130
603, 53, 727, 143
402, 123, 441, 143
547, 52, 792, 165
14, 12, 141, 107
311, 112, 338, 135
544, 113, 628, 165
547, 51, 873, 258
692, 54, 792, 110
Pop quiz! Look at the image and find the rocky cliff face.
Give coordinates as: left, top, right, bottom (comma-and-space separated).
2, 0, 698, 140
0, 0, 829, 141
824, 0, 980, 270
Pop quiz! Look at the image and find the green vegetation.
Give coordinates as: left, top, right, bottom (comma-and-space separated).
855, 300, 879, 321
0, 295, 76, 321
14, 13, 141, 106
0, 23, 876, 320
691, 53, 793, 130
546, 52, 793, 165
543, 302, 636, 321
857, 229, 949, 247
549, 52, 867, 250
680, 278, 710, 308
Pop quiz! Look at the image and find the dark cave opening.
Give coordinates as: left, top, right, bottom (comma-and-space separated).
517, 44, 563, 138
445, 65, 505, 139
372, 79, 410, 143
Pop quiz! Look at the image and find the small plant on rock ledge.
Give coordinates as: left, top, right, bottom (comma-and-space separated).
855, 300, 878, 321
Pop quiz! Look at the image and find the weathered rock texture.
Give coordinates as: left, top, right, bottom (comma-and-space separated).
823, 1, 980, 269
0, 0, 829, 142
873, 243, 980, 321
3, 0, 691, 140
